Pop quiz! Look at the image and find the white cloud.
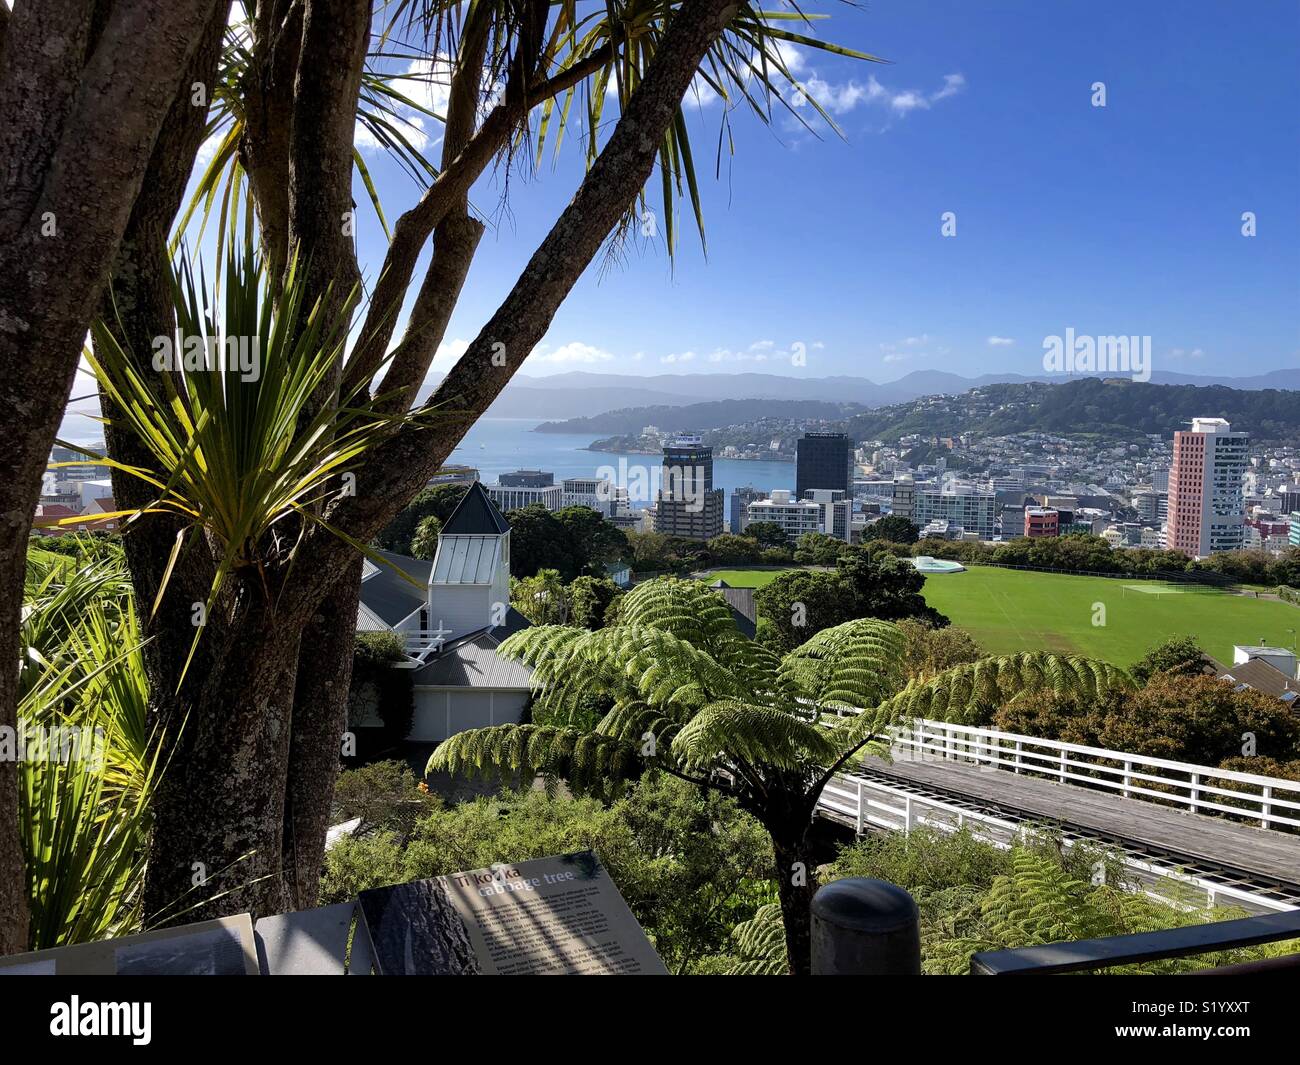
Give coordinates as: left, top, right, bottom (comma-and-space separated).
888, 89, 929, 114
883, 352, 911, 363
661, 351, 696, 364
435, 338, 469, 362
531, 341, 615, 365
987, 336, 1015, 346
931, 73, 967, 102
797, 71, 968, 126
355, 55, 454, 154
905, 334, 930, 347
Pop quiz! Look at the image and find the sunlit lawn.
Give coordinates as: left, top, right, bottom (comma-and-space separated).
918, 566, 1300, 667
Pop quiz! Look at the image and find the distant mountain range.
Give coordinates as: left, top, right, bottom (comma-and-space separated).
417, 367, 1300, 421
534, 399, 862, 435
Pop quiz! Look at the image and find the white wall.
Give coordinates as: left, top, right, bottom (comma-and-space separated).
408, 688, 529, 742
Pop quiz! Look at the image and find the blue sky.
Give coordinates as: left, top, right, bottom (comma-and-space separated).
319, 1, 1300, 382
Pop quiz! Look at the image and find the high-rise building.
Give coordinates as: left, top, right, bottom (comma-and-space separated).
729, 485, 764, 533
1167, 418, 1249, 558
1133, 491, 1168, 525
913, 485, 996, 540
796, 432, 854, 498
1278, 486, 1300, 516
655, 433, 723, 541
891, 475, 915, 521
802, 488, 853, 542
1290, 511, 1300, 549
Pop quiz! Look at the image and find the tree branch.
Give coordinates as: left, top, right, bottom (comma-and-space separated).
342, 42, 614, 393
295, 0, 738, 598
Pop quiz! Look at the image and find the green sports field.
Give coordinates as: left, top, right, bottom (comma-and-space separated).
917, 566, 1299, 667
705, 568, 792, 588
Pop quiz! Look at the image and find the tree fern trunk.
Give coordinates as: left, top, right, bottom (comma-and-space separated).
771, 825, 817, 976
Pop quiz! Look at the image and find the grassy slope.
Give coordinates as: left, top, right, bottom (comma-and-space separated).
918, 566, 1299, 666
705, 568, 792, 588
702, 564, 1299, 667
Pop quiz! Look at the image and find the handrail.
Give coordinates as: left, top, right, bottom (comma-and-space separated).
821, 771, 1299, 914
887, 718, 1300, 830
970, 908, 1300, 974
894, 717, 1300, 792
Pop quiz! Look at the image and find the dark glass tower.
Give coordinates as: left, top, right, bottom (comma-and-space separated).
796, 432, 853, 498
656, 434, 724, 541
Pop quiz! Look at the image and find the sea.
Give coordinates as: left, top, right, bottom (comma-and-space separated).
454, 418, 796, 525
60, 415, 798, 525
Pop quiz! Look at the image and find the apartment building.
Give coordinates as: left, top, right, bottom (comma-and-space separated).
1024, 507, 1059, 538
913, 485, 996, 540
1167, 418, 1249, 558
746, 490, 823, 541
484, 482, 563, 512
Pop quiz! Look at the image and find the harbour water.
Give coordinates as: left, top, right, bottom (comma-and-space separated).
451, 418, 796, 524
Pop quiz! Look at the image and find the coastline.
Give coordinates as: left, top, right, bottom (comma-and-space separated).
581, 444, 794, 462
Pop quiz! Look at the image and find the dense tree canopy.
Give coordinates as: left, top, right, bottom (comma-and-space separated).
377, 484, 469, 555
755, 549, 948, 653
863, 514, 919, 545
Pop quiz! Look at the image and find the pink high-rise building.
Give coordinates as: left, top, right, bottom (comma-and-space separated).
1166, 418, 1248, 559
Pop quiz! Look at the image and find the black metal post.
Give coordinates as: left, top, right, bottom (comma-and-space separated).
810, 878, 921, 975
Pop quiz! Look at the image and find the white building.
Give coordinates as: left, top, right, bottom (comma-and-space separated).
485, 482, 563, 512
562, 476, 625, 516
913, 484, 996, 540
803, 488, 853, 542
746, 490, 822, 541
354, 482, 533, 742
1233, 645, 1298, 681
1167, 417, 1248, 558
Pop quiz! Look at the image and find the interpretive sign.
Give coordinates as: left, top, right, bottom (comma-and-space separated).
0, 915, 259, 975
358, 850, 667, 975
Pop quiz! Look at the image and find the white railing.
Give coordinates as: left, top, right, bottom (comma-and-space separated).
818, 773, 1298, 914
883, 718, 1300, 832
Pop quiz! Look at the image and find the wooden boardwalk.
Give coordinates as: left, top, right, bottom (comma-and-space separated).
855, 754, 1300, 889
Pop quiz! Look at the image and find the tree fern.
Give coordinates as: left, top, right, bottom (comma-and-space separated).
429, 578, 1133, 974
879, 652, 1133, 727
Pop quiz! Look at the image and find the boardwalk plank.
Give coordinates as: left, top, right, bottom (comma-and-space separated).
856, 755, 1300, 886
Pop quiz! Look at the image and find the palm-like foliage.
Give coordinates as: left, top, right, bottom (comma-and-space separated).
190, 2, 882, 260
923, 849, 1286, 976
18, 546, 160, 949
434, 578, 907, 803
58, 245, 409, 681
431, 576, 1133, 973
878, 653, 1134, 726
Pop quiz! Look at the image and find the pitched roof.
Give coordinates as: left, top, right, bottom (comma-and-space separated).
442, 481, 510, 536
411, 615, 534, 689
717, 587, 756, 639
431, 534, 502, 585
359, 550, 431, 627
1214, 658, 1300, 701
